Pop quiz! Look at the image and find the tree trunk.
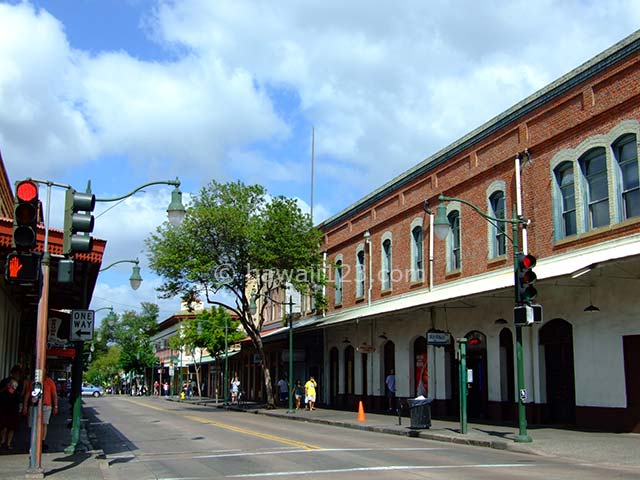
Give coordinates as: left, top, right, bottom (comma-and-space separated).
254, 336, 275, 408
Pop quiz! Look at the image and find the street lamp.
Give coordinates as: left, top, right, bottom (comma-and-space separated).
249, 288, 295, 413
100, 258, 143, 290
26, 177, 185, 468
434, 194, 533, 443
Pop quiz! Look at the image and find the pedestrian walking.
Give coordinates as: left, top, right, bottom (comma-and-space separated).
23, 365, 58, 451
385, 369, 396, 412
153, 380, 160, 396
292, 380, 304, 410
304, 376, 317, 411
0, 365, 23, 450
231, 376, 240, 404
163, 381, 169, 397
277, 377, 289, 404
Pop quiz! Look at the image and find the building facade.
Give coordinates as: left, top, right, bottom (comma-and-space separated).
315, 31, 640, 432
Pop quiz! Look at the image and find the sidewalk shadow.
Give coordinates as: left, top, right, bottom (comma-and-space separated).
82, 405, 139, 458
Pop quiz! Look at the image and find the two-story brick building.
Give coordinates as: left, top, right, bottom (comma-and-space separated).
315, 31, 640, 432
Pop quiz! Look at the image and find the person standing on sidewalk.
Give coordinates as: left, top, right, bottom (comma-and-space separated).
292, 380, 304, 410
277, 377, 289, 405
304, 376, 317, 411
0, 365, 23, 450
22, 366, 58, 451
163, 381, 169, 397
385, 369, 396, 412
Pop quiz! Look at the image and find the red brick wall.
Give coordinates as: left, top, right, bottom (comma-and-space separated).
323, 51, 640, 311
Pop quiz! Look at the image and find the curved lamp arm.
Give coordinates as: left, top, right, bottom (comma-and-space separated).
436, 194, 526, 245
95, 178, 186, 227
439, 195, 526, 226
99, 259, 143, 290
95, 179, 180, 203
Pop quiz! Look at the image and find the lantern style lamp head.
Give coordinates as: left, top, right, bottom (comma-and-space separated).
167, 186, 186, 227
249, 294, 257, 316
434, 202, 451, 241
129, 260, 143, 290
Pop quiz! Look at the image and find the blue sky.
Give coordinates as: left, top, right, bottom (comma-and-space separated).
1, 0, 639, 324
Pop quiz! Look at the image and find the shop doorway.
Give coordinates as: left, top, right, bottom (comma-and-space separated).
382, 341, 395, 394
413, 336, 428, 397
540, 319, 575, 425
465, 330, 488, 419
623, 335, 640, 433
499, 328, 515, 403
329, 347, 339, 406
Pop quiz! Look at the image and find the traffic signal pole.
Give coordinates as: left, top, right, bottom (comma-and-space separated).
511, 212, 532, 443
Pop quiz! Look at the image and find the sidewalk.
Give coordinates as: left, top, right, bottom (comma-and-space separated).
169, 396, 640, 469
0, 397, 104, 480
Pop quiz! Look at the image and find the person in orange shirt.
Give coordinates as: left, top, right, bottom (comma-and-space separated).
22, 366, 58, 450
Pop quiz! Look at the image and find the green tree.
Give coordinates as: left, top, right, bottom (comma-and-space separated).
146, 181, 325, 407
85, 345, 122, 388
176, 307, 243, 397
113, 302, 159, 390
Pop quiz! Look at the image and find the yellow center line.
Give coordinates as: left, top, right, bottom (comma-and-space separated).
183, 415, 321, 450
121, 399, 320, 450
123, 398, 169, 412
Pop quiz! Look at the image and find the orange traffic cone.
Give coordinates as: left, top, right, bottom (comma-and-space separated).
357, 400, 366, 422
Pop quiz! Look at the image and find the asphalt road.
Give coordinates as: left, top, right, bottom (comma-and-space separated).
85, 396, 637, 479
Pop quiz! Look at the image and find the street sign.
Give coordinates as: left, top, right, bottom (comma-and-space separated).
427, 331, 451, 346
70, 310, 95, 341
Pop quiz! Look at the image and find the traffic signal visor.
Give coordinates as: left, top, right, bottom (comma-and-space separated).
516, 253, 538, 304
13, 180, 39, 251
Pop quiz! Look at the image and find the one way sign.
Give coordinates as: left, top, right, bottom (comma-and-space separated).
70, 310, 95, 342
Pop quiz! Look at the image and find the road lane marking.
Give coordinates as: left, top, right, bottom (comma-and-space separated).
123, 398, 169, 412
194, 447, 449, 459
116, 400, 321, 451
226, 463, 550, 477
183, 415, 321, 450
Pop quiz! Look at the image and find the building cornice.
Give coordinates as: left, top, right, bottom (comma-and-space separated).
320, 30, 640, 231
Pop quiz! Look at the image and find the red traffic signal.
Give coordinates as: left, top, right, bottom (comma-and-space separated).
515, 253, 537, 304
13, 180, 39, 251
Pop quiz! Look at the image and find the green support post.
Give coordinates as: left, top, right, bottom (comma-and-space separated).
458, 338, 468, 435
512, 210, 532, 443
288, 296, 294, 414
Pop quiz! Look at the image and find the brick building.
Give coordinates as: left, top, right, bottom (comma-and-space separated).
314, 31, 640, 432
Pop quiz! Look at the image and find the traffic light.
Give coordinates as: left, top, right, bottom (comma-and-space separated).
63, 189, 96, 255
515, 252, 537, 304
13, 180, 39, 251
4, 252, 41, 284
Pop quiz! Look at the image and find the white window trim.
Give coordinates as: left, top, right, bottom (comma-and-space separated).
334, 254, 344, 306
486, 181, 507, 259
355, 243, 365, 299
380, 231, 393, 291
409, 217, 424, 282
444, 202, 461, 272
550, 120, 640, 240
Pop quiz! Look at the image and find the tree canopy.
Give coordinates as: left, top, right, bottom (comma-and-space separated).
146, 180, 325, 406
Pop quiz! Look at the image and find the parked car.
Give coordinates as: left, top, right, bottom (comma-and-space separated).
81, 382, 104, 397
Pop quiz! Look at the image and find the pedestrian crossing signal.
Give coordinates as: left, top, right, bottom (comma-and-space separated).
4, 252, 41, 284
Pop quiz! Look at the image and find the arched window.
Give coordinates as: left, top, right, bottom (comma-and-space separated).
335, 259, 343, 306
554, 162, 577, 237
614, 134, 640, 220
356, 249, 365, 298
344, 345, 355, 395
489, 191, 506, 257
580, 148, 610, 230
447, 210, 461, 271
411, 225, 424, 282
382, 239, 392, 290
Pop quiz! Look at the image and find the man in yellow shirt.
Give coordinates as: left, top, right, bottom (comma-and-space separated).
304, 376, 317, 411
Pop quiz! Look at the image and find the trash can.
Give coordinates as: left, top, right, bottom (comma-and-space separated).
408, 397, 432, 429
